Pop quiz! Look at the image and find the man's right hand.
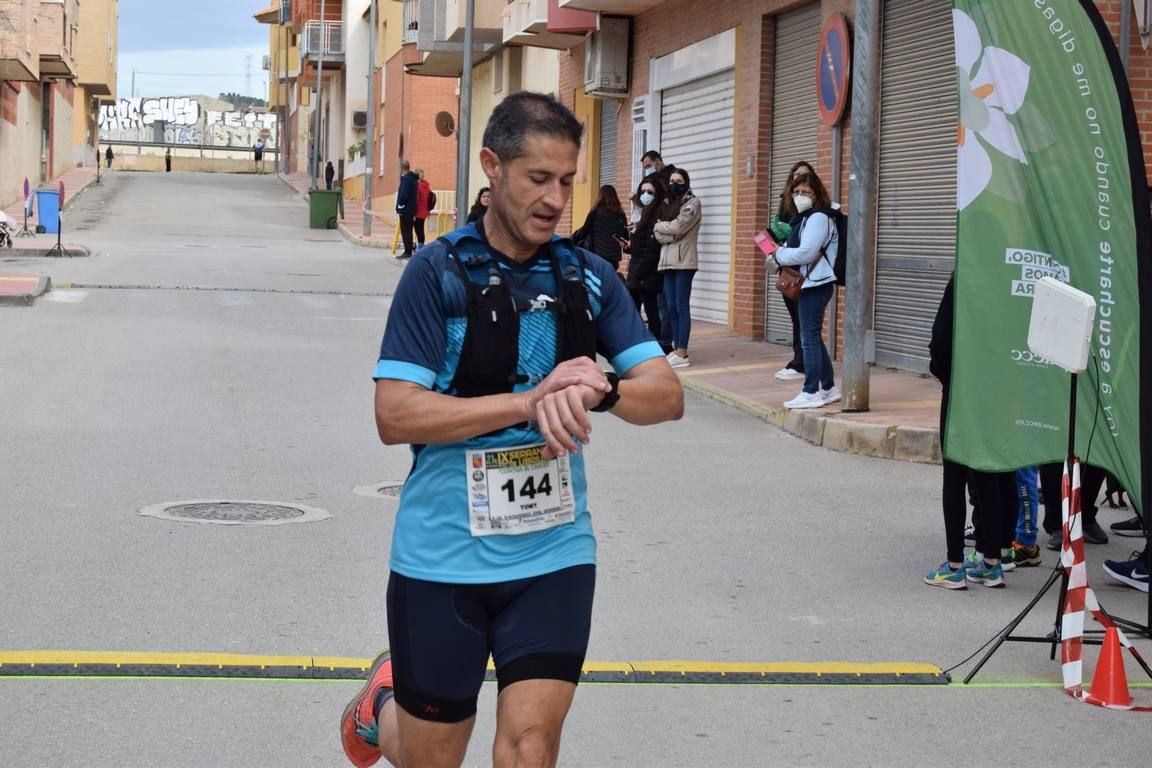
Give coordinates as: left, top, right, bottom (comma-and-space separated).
523, 358, 610, 459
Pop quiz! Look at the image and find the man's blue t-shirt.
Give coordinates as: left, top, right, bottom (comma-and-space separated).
374, 223, 663, 584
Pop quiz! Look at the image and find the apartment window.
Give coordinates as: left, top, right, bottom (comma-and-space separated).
402, 0, 419, 44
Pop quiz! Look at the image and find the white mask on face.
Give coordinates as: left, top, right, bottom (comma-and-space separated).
793, 195, 814, 214
639, 191, 655, 206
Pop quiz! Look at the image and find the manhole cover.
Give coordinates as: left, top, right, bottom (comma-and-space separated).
352, 482, 404, 499
139, 499, 330, 526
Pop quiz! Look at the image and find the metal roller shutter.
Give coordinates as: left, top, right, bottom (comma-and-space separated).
599, 100, 618, 190
875, 0, 957, 372
765, 2, 822, 343
660, 68, 735, 325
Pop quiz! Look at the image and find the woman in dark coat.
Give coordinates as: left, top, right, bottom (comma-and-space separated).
625, 176, 667, 338
466, 187, 490, 224
572, 184, 628, 269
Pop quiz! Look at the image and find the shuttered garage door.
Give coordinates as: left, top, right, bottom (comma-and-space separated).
599, 100, 618, 189
874, 0, 957, 371
660, 68, 735, 325
765, 2, 822, 343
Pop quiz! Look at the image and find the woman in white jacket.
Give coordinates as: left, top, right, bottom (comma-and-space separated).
654, 168, 702, 368
774, 171, 839, 409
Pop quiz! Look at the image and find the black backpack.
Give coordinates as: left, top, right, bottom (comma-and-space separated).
824, 204, 847, 286
428, 190, 438, 211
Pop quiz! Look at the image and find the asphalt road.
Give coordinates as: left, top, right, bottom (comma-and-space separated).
1, 171, 1150, 767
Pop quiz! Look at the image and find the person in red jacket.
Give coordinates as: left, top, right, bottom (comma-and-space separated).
414, 171, 435, 250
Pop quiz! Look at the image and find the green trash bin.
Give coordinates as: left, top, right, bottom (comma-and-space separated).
309, 189, 343, 229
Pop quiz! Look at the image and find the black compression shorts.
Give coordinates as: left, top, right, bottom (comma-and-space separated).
386, 564, 595, 723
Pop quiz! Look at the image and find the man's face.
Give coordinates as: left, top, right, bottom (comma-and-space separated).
642, 156, 663, 174
484, 134, 578, 249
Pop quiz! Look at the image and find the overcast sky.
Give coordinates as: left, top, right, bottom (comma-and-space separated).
115, 0, 271, 100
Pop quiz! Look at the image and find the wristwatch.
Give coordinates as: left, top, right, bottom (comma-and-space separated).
591, 372, 621, 412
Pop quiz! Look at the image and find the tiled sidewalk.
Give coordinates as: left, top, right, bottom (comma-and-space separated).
679, 323, 942, 463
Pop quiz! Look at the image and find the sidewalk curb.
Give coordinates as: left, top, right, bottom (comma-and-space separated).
10, 244, 92, 258
679, 376, 942, 465
0, 275, 52, 306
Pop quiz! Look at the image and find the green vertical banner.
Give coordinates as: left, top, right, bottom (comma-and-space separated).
947, 0, 1151, 516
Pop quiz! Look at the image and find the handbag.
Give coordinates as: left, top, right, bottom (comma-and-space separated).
775, 266, 804, 300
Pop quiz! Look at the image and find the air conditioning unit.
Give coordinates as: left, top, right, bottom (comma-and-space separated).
630, 95, 648, 128
584, 16, 629, 98
352, 110, 368, 129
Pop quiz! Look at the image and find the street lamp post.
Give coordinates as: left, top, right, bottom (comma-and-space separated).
364, 0, 377, 236
455, 0, 475, 228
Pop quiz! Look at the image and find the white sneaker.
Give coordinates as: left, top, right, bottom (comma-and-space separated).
820, 385, 841, 405
774, 367, 805, 381
667, 353, 690, 369
783, 391, 825, 409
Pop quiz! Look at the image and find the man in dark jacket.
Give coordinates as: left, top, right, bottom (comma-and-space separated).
395, 160, 419, 259
641, 150, 677, 190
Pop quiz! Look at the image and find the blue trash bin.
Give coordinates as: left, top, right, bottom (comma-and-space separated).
35, 189, 60, 234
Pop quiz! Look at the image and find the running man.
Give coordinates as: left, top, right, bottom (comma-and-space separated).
341, 92, 684, 768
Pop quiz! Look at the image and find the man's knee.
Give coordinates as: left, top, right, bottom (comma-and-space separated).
500, 723, 561, 768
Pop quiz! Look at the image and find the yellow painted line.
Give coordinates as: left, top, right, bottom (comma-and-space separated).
676, 363, 778, 377
0, 651, 940, 677
0, 651, 313, 667
630, 661, 942, 675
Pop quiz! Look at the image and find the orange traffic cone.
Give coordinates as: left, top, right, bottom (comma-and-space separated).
1089, 626, 1133, 709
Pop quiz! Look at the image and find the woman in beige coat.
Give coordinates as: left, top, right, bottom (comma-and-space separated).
655, 168, 702, 368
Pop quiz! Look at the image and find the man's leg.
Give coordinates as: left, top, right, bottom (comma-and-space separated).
393, 705, 474, 768
399, 214, 415, 255
492, 680, 576, 768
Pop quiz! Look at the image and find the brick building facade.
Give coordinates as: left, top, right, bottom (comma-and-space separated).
558, 0, 1152, 371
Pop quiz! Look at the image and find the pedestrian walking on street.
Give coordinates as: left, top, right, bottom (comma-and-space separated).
774, 171, 840, 409
655, 168, 701, 369
465, 187, 490, 224
105, 146, 114, 169
340, 91, 684, 768
770, 160, 817, 382
164, 147, 172, 173
395, 160, 419, 258
325, 161, 335, 191
253, 139, 265, 174
625, 176, 667, 340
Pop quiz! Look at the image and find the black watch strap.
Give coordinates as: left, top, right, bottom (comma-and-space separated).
591, 372, 621, 412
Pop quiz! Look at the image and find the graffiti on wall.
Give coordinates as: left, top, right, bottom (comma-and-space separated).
99, 97, 201, 129
98, 97, 278, 148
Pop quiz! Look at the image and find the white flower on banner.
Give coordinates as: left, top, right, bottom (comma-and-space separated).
953, 9, 1032, 211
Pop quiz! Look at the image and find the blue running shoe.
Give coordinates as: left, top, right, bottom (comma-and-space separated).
966, 562, 1005, 587
925, 562, 967, 590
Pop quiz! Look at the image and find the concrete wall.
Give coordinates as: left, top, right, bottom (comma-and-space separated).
344, 0, 371, 190
111, 154, 268, 174
50, 81, 75, 179
0, 85, 43, 209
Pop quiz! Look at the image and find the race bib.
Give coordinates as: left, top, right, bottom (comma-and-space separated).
466, 443, 575, 537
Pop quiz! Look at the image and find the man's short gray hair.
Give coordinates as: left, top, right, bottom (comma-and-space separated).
482, 92, 583, 162
400, 160, 411, 171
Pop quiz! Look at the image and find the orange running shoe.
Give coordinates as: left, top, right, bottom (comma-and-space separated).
340, 651, 393, 768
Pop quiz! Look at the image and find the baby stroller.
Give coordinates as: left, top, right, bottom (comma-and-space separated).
0, 212, 12, 249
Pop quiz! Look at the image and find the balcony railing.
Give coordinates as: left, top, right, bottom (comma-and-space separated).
301, 20, 345, 57
402, 0, 419, 45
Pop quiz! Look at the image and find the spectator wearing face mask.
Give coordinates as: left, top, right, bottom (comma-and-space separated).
641, 150, 678, 190
770, 161, 816, 382
654, 168, 701, 369
774, 171, 840, 410
626, 176, 667, 339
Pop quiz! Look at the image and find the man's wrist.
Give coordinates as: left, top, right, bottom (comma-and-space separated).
591, 373, 621, 413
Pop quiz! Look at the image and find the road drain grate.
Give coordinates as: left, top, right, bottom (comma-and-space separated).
139, 500, 330, 526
